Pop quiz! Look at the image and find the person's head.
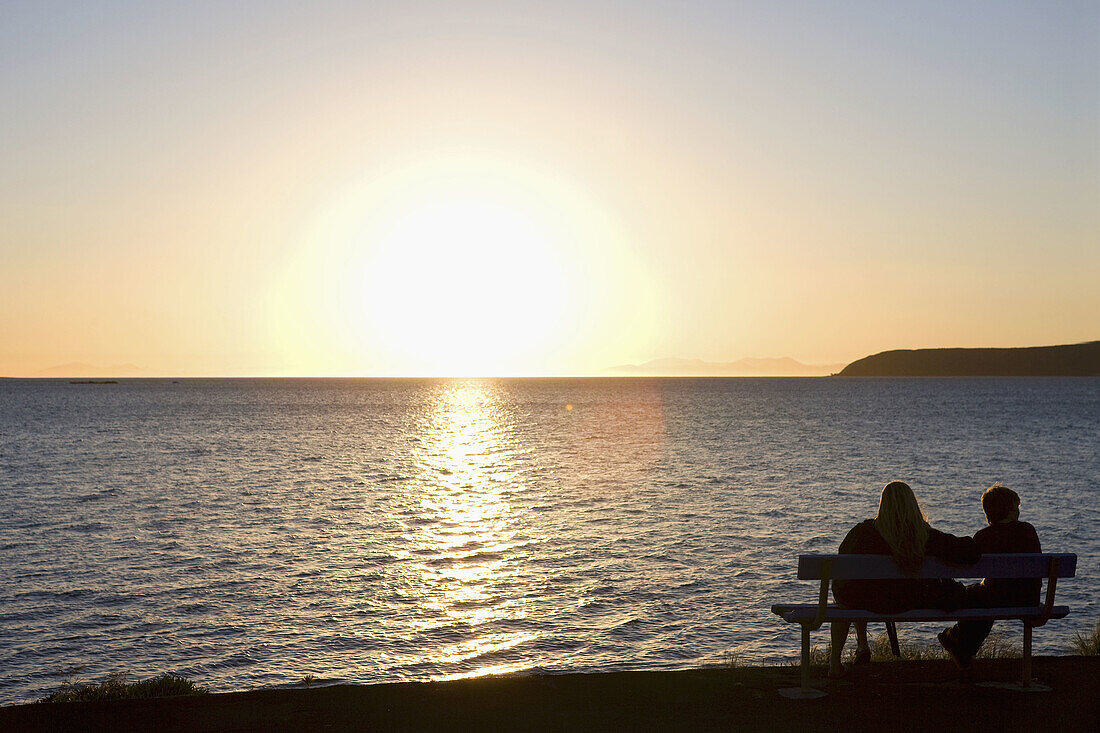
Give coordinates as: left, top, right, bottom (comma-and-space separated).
873, 481, 930, 574
981, 484, 1021, 524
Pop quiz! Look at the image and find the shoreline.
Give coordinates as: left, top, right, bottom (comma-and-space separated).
3, 657, 1098, 732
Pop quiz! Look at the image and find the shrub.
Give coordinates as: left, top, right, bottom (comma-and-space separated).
1070, 621, 1100, 656
722, 648, 750, 668
39, 672, 209, 703
971, 628, 1021, 660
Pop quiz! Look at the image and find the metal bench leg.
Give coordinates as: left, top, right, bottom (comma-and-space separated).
779, 622, 826, 698
976, 620, 1051, 692
886, 621, 900, 657
1022, 623, 1032, 688
801, 624, 811, 691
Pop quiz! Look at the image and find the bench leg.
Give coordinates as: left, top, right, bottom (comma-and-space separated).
779, 623, 826, 698
801, 624, 811, 691
974, 621, 1051, 692
1022, 623, 1032, 688
886, 621, 900, 657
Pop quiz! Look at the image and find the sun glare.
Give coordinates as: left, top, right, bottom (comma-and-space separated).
294, 155, 601, 376
274, 153, 663, 376
359, 197, 569, 375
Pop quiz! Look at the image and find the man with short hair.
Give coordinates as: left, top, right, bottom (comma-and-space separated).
937, 484, 1042, 668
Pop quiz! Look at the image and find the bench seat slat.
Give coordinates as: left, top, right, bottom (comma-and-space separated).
797, 553, 1076, 580
771, 604, 1070, 623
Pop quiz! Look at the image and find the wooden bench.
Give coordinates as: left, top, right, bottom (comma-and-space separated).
771, 553, 1077, 697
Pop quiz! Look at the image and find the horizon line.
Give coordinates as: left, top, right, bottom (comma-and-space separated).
1, 373, 842, 380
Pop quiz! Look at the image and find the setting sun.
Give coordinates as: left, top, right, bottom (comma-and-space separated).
266, 153, 666, 376
357, 197, 570, 375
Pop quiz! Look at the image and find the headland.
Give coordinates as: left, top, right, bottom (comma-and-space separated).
839, 341, 1100, 377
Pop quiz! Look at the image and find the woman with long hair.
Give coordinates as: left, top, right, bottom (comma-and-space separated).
829, 481, 978, 677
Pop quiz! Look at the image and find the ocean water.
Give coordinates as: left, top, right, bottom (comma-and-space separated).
0, 377, 1097, 704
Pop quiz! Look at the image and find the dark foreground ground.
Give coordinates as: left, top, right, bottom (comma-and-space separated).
3, 656, 1098, 732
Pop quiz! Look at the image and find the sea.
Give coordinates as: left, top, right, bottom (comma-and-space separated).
0, 377, 1097, 704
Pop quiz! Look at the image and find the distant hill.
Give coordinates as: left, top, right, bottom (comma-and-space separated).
34, 362, 147, 377
608, 356, 845, 376
838, 342, 1100, 377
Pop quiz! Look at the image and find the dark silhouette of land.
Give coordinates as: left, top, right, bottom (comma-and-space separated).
3, 658, 1097, 732
839, 341, 1100, 377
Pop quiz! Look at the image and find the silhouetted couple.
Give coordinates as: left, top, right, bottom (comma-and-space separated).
829, 481, 1041, 677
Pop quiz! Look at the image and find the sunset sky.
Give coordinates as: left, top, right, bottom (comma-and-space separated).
2, 1, 1097, 377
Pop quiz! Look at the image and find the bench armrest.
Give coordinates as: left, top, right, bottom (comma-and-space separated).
804, 560, 831, 631
1030, 556, 1062, 628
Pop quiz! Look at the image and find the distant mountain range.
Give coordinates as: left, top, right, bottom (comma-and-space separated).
608, 356, 845, 376
28, 342, 1099, 378
34, 362, 147, 377
838, 341, 1100, 377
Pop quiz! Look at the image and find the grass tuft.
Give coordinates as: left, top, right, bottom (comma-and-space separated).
971, 629, 1021, 660
38, 672, 209, 703
722, 648, 750, 667
1070, 621, 1100, 656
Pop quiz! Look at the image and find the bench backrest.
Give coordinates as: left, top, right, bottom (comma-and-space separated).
797, 553, 1077, 580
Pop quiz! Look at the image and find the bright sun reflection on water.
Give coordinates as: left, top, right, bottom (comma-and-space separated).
413, 381, 535, 680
